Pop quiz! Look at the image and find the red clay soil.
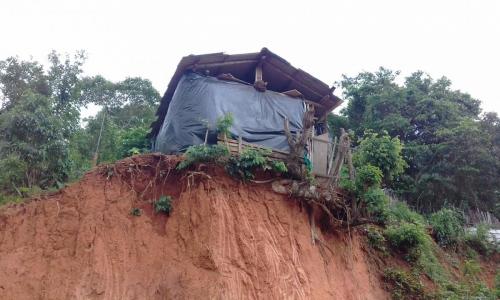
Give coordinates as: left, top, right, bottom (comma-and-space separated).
0, 154, 389, 300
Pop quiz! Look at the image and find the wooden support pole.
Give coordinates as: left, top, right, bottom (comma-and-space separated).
328, 128, 349, 188
347, 147, 355, 181
255, 63, 263, 82
253, 59, 267, 92
327, 136, 338, 175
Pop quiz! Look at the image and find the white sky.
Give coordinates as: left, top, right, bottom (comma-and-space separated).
1, 0, 499, 116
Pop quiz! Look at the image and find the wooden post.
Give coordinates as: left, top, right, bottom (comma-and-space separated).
327, 136, 338, 175
253, 58, 267, 92
328, 128, 349, 188
238, 136, 242, 154
347, 147, 355, 181
255, 63, 263, 82
92, 108, 107, 167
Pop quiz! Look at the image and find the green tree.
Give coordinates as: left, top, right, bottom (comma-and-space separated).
0, 91, 69, 187
0, 57, 50, 109
338, 68, 499, 216
77, 76, 159, 164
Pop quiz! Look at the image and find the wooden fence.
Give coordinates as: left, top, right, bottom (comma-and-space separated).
218, 135, 334, 177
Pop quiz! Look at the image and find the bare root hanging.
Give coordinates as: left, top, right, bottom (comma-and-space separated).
283, 105, 315, 179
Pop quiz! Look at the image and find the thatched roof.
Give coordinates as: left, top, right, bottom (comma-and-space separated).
150, 48, 342, 138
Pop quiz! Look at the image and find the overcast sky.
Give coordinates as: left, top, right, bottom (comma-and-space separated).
1, 0, 499, 115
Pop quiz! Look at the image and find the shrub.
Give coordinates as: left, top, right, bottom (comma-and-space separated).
226, 148, 287, 180
177, 144, 229, 169
271, 160, 288, 173
385, 222, 427, 253
154, 195, 172, 214
355, 164, 383, 192
339, 177, 356, 193
389, 202, 426, 226
383, 268, 425, 300
438, 281, 496, 299
119, 126, 150, 158
362, 187, 390, 223
429, 208, 465, 247
216, 113, 234, 138
366, 226, 388, 254
353, 130, 407, 183
385, 221, 446, 282
462, 259, 481, 280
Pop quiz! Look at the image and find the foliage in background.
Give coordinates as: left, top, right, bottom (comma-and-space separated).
118, 125, 150, 157
332, 67, 499, 216
0, 91, 70, 188
333, 68, 498, 297
0, 51, 160, 205
465, 223, 497, 255
0, 154, 27, 193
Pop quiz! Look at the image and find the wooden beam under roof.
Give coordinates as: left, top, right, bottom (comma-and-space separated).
189, 59, 259, 71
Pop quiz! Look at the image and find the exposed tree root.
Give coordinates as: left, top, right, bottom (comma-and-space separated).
272, 179, 378, 230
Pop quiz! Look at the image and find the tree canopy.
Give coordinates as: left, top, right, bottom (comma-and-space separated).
0, 51, 160, 200
330, 68, 499, 217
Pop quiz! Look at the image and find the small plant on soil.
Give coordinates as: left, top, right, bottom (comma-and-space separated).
226, 148, 287, 180
177, 144, 229, 170
130, 207, 142, 216
366, 226, 388, 255
271, 160, 288, 174
154, 195, 173, 215
216, 112, 234, 139
383, 268, 425, 300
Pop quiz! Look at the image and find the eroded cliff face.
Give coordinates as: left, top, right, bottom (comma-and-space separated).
0, 154, 388, 300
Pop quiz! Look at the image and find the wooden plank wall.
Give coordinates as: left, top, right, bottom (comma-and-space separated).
311, 133, 332, 177
218, 136, 332, 176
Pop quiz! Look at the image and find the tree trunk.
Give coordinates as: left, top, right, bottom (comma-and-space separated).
92, 108, 107, 167
283, 105, 315, 179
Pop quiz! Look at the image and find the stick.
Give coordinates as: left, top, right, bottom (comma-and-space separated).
204, 128, 209, 145
92, 108, 107, 167
327, 136, 338, 175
